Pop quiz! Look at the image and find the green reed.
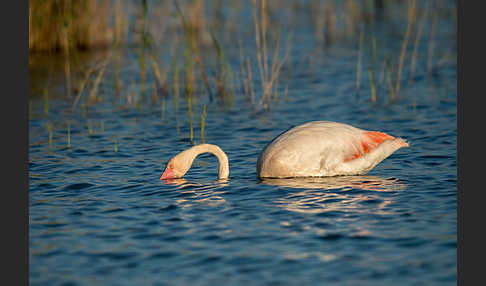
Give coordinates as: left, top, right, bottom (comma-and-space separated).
161, 99, 166, 123
395, 0, 415, 99
200, 104, 207, 144
47, 121, 53, 150
356, 24, 364, 92
187, 95, 194, 144
87, 120, 93, 136
67, 121, 71, 148
43, 88, 49, 115
368, 69, 376, 104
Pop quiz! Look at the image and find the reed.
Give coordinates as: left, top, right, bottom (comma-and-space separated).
386, 61, 396, 101
174, 1, 212, 98
427, 3, 438, 78
239, 39, 255, 105
161, 99, 166, 124
252, 0, 291, 111
87, 120, 93, 137
200, 104, 207, 144
247, 58, 256, 105
88, 55, 111, 105
410, 3, 429, 84
72, 66, 94, 112
368, 69, 376, 104
211, 31, 234, 106
114, 137, 118, 153
187, 95, 194, 144
64, 44, 72, 101
67, 121, 71, 148
47, 121, 53, 150
395, 0, 416, 99
149, 54, 168, 96
356, 24, 364, 92
43, 88, 49, 115
172, 54, 181, 136
29, 0, 114, 53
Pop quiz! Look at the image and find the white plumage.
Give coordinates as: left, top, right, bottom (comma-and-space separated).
256, 121, 408, 178
161, 121, 408, 180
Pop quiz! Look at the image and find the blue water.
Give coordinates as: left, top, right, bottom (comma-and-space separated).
29, 3, 456, 285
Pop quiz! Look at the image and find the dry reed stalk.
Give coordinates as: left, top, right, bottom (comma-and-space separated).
87, 120, 93, 136
410, 3, 429, 84
47, 122, 53, 150
200, 105, 207, 144
252, 0, 291, 111
62, 27, 72, 101
368, 69, 376, 104
386, 62, 395, 101
71, 66, 94, 112
378, 58, 387, 85
174, 1, 212, 98
161, 99, 166, 123
88, 55, 111, 105
247, 58, 255, 105
356, 24, 364, 91
152, 80, 158, 104
149, 54, 168, 95
67, 121, 71, 148
239, 40, 249, 99
427, 4, 438, 78
395, 0, 416, 100
43, 88, 49, 115
187, 95, 194, 144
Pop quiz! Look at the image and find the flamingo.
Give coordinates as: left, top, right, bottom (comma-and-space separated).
160, 121, 408, 180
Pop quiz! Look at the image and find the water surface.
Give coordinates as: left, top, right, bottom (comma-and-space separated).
29, 2, 456, 285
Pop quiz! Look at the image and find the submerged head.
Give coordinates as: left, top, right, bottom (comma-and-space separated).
160, 149, 194, 180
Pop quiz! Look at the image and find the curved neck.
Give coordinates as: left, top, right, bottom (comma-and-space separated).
190, 144, 229, 179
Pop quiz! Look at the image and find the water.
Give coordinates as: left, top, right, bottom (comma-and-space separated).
29, 3, 456, 285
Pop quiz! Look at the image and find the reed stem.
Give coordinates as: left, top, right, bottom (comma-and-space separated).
395, 0, 416, 97
200, 104, 207, 144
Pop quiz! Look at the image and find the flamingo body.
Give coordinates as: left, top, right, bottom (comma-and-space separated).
256, 121, 408, 178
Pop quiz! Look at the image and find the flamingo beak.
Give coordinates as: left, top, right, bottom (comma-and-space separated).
160, 167, 174, 180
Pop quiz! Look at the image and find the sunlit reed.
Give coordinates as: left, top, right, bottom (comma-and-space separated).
89, 56, 110, 105
149, 54, 167, 96
427, 4, 438, 78
43, 88, 49, 115
410, 4, 428, 84
72, 67, 93, 112
201, 104, 207, 144
187, 95, 194, 144
368, 69, 376, 104
67, 121, 71, 148
87, 120, 93, 136
47, 122, 53, 150
395, 0, 416, 99
356, 24, 364, 92
161, 99, 166, 123
252, 0, 291, 111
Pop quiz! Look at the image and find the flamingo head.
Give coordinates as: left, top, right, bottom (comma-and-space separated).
160, 150, 193, 180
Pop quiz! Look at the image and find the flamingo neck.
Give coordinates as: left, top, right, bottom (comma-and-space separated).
190, 144, 229, 179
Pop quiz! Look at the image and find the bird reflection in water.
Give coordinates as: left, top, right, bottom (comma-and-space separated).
161, 178, 229, 208
262, 176, 406, 215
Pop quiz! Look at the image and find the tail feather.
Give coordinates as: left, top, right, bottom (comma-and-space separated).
344, 131, 396, 162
